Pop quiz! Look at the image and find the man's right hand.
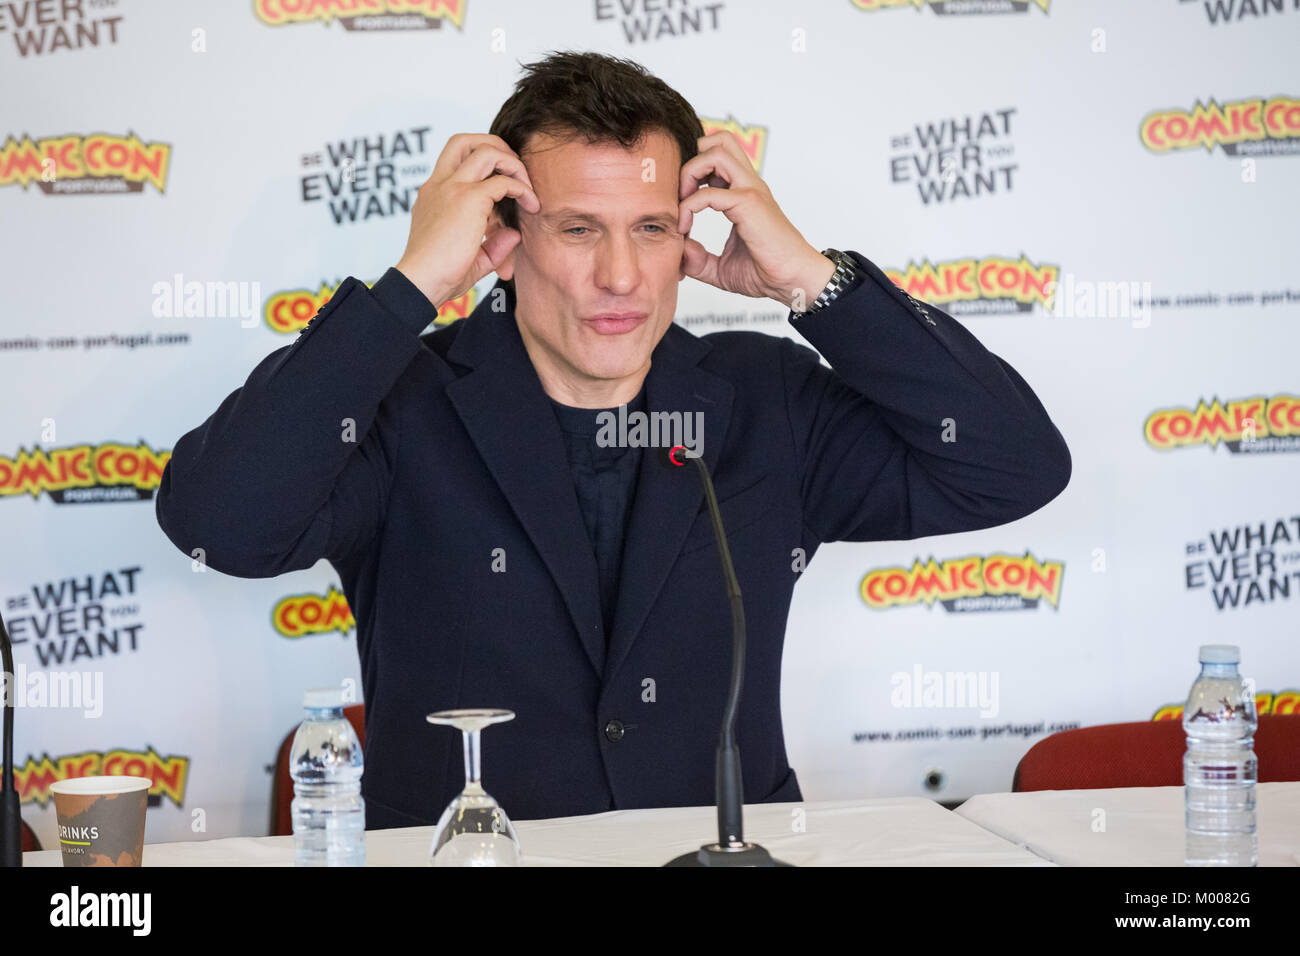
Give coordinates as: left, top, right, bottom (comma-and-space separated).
394, 133, 540, 308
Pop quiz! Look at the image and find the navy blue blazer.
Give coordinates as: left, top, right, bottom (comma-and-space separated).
155, 250, 1070, 829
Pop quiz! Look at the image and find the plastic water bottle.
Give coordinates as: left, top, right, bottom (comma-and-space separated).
1182, 645, 1257, 866
290, 688, 365, 866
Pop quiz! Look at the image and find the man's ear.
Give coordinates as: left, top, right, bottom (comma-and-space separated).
489, 208, 517, 280
497, 246, 515, 281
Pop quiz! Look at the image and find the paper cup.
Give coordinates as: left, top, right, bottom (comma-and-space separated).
49, 776, 151, 867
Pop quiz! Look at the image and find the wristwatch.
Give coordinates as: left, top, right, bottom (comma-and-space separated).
794, 248, 859, 318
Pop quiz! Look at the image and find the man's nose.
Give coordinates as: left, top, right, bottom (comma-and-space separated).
594, 233, 639, 295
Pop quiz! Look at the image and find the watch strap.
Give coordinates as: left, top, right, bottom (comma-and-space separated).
795, 248, 859, 317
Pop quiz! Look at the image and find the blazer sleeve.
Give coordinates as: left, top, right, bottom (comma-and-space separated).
154, 269, 439, 577
782, 249, 1071, 544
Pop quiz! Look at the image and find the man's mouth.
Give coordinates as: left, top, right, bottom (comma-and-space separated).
583, 311, 649, 335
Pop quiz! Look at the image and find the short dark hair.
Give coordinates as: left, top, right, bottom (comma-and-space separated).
488, 50, 705, 232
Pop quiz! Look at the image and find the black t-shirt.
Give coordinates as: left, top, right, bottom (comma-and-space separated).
548, 386, 647, 642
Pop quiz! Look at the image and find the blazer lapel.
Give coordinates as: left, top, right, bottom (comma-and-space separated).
604, 327, 733, 683
444, 282, 607, 677
440, 279, 733, 685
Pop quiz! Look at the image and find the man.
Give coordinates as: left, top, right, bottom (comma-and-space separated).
156, 51, 1070, 830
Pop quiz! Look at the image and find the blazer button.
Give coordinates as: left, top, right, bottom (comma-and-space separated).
604, 719, 625, 742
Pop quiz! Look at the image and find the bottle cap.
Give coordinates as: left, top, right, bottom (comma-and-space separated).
303, 687, 345, 708
1198, 644, 1240, 664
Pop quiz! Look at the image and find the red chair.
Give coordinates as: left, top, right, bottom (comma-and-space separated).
270, 704, 365, 836
21, 819, 41, 852
1012, 714, 1300, 791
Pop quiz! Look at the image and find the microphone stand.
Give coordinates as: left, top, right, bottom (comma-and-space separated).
0, 610, 20, 866
665, 450, 790, 867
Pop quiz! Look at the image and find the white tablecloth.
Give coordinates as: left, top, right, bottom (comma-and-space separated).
954, 781, 1300, 866
24, 797, 1049, 867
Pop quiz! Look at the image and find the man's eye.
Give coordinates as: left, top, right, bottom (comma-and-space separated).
643, 225, 663, 233
565, 227, 588, 236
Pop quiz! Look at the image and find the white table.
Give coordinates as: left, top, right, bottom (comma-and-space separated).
954, 781, 1300, 866
25, 796, 1049, 867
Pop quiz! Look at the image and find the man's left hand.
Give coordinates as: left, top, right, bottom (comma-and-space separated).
678, 132, 836, 311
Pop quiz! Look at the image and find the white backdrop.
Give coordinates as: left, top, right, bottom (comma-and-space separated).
3, 0, 1297, 848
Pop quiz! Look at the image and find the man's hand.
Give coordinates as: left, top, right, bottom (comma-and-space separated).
394, 133, 541, 308
678, 132, 836, 311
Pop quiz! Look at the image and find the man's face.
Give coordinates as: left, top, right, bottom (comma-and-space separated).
496, 129, 686, 403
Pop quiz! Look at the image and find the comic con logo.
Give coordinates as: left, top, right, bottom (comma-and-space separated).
273, 586, 356, 638
6, 567, 145, 667
0, 441, 170, 504
17, 747, 190, 808
861, 552, 1063, 612
890, 108, 1018, 205
852, 0, 1048, 16
1140, 97, 1300, 157
1, 0, 123, 57
700, 117, 767, 173
1153, 689, 1300, 721
1184, 514, 1300, 611
299, 126, 432, 225
254, 0, 465, 31
0, 132, 170, 194
265, 280, 476, 333
885, 255, 1058, 315
1144, 394, 1300, 453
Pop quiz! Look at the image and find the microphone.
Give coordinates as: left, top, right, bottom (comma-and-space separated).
660, 445, 790, 867
0, 609, 19, 867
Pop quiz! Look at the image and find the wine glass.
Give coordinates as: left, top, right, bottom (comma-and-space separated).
426, 708, 521, 866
